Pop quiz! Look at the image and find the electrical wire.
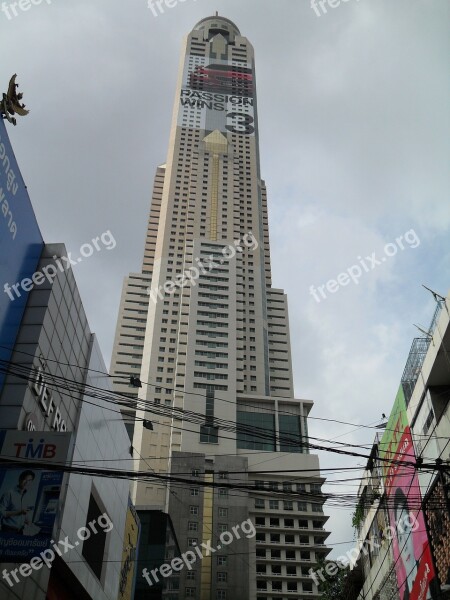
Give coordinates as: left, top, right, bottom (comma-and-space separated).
1, 359, 442, 469
2, 344, 448, 441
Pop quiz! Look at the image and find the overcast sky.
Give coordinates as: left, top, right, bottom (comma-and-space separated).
2, 0, 449, 558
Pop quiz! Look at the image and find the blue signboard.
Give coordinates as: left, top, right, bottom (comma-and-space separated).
0, 119, 44, 392
0, 430, 72, 562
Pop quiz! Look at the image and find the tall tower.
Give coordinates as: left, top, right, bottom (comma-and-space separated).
111, 15, 329, 599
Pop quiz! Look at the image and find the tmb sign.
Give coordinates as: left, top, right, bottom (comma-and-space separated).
0, 430, 72, 563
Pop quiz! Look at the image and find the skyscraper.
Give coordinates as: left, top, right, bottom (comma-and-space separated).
111, 15, 330, 598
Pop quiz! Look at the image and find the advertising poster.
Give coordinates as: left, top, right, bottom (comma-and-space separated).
178, 55, 256, 136
380, 387, 438, 600
118, 497, 140, 600
0, 118, 44, 393
0, 430, 72, 562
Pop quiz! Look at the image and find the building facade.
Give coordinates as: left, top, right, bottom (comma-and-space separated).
352, 435, 400, 600
352, 293, 450, 600
405, 293, 450, 598
0, 243, 135, 600
111, 15, 330, 598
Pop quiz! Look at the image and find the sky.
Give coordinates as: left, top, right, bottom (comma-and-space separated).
2, 0, 449, 559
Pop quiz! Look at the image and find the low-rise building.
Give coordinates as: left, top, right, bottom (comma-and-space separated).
0, 121, 137, 600
352, 292, 450, 600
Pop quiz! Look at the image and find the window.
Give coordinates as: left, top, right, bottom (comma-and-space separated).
257, 581, 267, 590
191, 488, 199, 496
284, 501, 293, 511
285, 518, 294, 528
188, 538, 198, 546
270, 518, 279, 527
298, 501, 307, 511
269, 500, 279, 510
218, 488, 228, 497
190, 506, 199, 516
270, 534, 280, 543
219, 508, 228, 518
271, 549, 281, 559
82, 494, 109, 580
237, 411, 276, 450
303, 582, 313, 592
218, 524, 227, 534
192, 468, 200, 477
186, 588, 196, 597
286, 550, 296, 561
168, 578, 179, 590
285, 534, 295, 545
217, 591, 227, 600
299, 519, 308, 528
272, 581, 282, 591
299, 535, 309, 545
272, 565, 281, 575
188, 522, 198, 532
217, 572, 228, 582
186, 571, 196, 580
287, 581, 298, 591
200, 424, 219, 443
217, 556, 227, 566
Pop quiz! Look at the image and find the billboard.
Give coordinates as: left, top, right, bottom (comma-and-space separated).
379, 387, 438, 600
118, 496, 140, 600
0, 119, 44, 392
178, 55, 256, 136
0, 430, 72, 562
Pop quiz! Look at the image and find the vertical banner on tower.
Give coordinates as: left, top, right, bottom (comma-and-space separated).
178, 55, 256, 136
380, 387, 438, 600
118, 497, 140, 600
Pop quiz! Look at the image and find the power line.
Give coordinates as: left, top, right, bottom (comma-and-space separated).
2, 345, 447, 440
1, 359, 440, 469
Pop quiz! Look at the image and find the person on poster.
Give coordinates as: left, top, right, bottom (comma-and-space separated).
394, 488, 439, 600
0, 470, 35, 534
